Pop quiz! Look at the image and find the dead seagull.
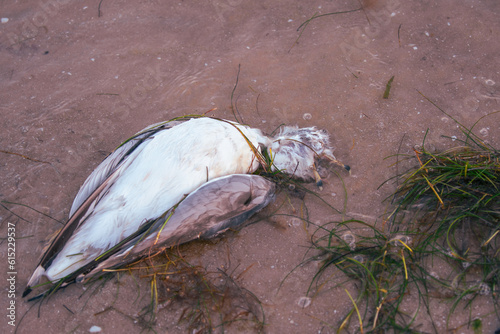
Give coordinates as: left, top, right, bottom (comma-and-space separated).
23, 116, 349, 297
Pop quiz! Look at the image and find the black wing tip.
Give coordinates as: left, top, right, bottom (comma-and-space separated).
22, 287, 32, 298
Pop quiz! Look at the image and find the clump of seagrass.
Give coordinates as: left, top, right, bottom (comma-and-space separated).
304, 220, 422, 333
298, 120, 499, 332
387, 136, 500, 327
393, 142, 499, 260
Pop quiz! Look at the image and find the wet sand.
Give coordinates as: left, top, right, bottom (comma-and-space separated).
1, 0, 500, 333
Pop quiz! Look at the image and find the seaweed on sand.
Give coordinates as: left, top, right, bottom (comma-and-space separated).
300, 110, 499, 332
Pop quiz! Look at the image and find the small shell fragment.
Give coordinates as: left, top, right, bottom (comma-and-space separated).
342, 232, 355, 244
297, 296, 312, 308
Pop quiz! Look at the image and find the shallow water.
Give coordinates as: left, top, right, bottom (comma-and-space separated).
1, 0, 500, 333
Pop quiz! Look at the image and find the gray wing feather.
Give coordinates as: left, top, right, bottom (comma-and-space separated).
77, 174, 275, 282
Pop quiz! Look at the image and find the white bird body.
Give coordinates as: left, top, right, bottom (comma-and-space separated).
24, 116, 348, 296
30, 117, 267, 285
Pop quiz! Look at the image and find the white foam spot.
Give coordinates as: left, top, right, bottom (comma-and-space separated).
89, 326, 102, 333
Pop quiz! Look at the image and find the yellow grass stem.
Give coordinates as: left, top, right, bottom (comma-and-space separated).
373, 297, 386, 330
407, 158, 433, 181
286, 194, 296, 213
395, 239, 414, 254
155, 209, 177, 245
337, 309, 354, 334
400, 249, 408, 280
422, 175, 445, 209
345, 289, 364, 334
482, 230, 499, 247
151, 273, 158, 313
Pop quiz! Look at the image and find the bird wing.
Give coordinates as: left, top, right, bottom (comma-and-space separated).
24, 120, 184, 297
23, 169, 120, 297
77, 174, 275, 283
69, 120, 184, 216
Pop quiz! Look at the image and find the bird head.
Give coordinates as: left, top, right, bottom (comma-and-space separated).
266, 126, 349, 188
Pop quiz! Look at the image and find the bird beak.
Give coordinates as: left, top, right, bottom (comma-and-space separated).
321, 153, 351, 175
312, 167, 324, 191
